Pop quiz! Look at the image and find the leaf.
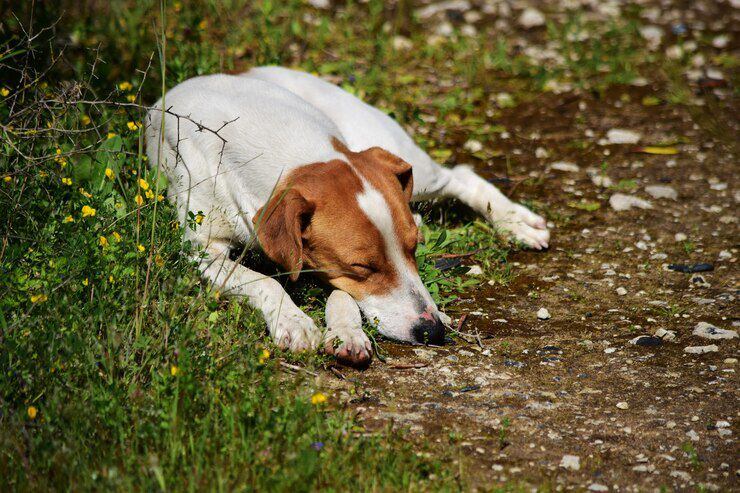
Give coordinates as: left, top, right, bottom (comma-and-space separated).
634, 146, 679, 155
567, 201, 601, 211
433, 230, 447, 250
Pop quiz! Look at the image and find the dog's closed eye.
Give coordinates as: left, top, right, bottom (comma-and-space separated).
350, 263, 378, 277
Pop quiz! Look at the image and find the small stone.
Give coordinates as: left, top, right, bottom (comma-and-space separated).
559, 454, 580, 471
684, 345, 719, 354
686, 429, 700, 441
616, 287, 627, 296
616, 401, 629, 410
712, 35, 729, 49
610, 193, 653, 211
537, 308, 551, 320
718, 250, 732, 261
467, 265, 483, 276
591, 174, 613, 187
690, 274, 711, 288
588, 484, 609, 492
549, 161, 580, 172
674, 233, 688, 242
654, 328, 676, 341
671, 470, 692, 481
645, 185, 678, 200
463, 139, 483, 153
692, 322, 737, 340
630, 335, 662, 347
607, 129, 641, 144
518, 8, 545, 29
307, 0, 330, 8
392, 36, 413, 51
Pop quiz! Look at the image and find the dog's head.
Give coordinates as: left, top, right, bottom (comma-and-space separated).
253, 141, 445, 344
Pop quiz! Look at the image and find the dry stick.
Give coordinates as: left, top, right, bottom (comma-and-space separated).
390, 363, 429, 369
329, 367, 346, 380
279, 361, 319, 378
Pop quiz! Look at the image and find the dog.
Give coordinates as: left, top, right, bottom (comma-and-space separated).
145, 66, 549, 365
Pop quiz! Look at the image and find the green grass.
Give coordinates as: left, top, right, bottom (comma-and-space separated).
0, 0, 696, 490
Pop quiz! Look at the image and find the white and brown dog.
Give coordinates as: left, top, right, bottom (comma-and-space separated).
145, 66, 549, 365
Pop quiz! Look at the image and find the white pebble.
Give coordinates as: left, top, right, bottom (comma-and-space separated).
537, 308, 551, 320
606, 129, 641, 144
559, 454, 580, 470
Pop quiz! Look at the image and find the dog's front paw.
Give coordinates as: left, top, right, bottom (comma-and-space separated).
324, 290, 372, 366
270, 309, 321, 352
490, 203, 550, 250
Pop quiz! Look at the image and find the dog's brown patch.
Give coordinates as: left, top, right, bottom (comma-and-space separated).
253, 138, 419, 300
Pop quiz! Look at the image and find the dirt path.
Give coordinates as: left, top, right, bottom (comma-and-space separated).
319, 52, 738, 493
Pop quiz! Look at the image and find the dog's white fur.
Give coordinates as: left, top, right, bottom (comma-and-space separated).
145, 67, 549, 356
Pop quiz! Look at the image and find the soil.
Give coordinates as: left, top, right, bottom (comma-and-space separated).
316, 9, 739, 491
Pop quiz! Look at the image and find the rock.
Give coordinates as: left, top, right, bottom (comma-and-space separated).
674, 233, 687, 242
639, 25, 664, 49
712, 35, 729, 49
616, 401, 629, 410
630, 335, 662, 347
537, 308, 551, 320
549, 161, 580, 172
607, 129, 641, 144
667, 263, 713, 273
463, 139, 483, 153
684, 345, 719, 354
645, 185, 678, 200
616, 287, 627, 296
467, 265, 483, 276
392, 36, 413, 51
690, 274, 710, 288
610, 193, 653, 211
591, 174, 613, 188
686, 429, 700, 441
718, 250, 732, 261
415, 0, 471, 20
692, 322, 738, 340
518, 8, 545, 29
559, 454, 580, 471
307, 0, 330, 8
671, 470, 692, 481
654, 328, 676, 342
588, 484, 609, 492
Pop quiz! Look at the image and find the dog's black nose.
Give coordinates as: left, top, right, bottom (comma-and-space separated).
412, 317, 446, 345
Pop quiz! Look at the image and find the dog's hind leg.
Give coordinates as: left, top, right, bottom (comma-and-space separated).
194, 240, 321, 352
422, 164, 550, 250
324, 290, 372, 366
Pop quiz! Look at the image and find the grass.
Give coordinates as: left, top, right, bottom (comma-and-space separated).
0, 0, 702, 490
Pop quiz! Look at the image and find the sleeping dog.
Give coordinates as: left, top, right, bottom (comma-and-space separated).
145, 67, 549, 365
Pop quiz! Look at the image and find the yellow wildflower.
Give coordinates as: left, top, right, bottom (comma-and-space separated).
0, 87, 9, 97
107, 132, 117, 139
126, 94, 136, 102
138, 178, 149, 190
79, 188, 92, 198
170, 365, 179, 376
137, 244, 145, 252
154, 254, 164, 267
3, 176, 11, 182
195, 213, 204, 224
81, 114, 91, 125
118, 81, 133, 91
81, 205, 96, 217
30, 293, 48, 304
310, 392, 327, 405
27, 406, 37, 419
198, 19, 208, 30
99, 236, 109, 247
126, 121, 141, 131
112, 231, 121, 242
258, 348, 270, 364
157, 194, 164, 202
135, 194, 144, 206
63, 215, 74, 223
109, 275, 114, 283
82, 278, 89, 286
62, 177, 72, 185
145, 189, 154, 199
105, 168, 114, 180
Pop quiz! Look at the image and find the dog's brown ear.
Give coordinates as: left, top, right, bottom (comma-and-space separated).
362, 147, 414, 201
253, 186, 315, 282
